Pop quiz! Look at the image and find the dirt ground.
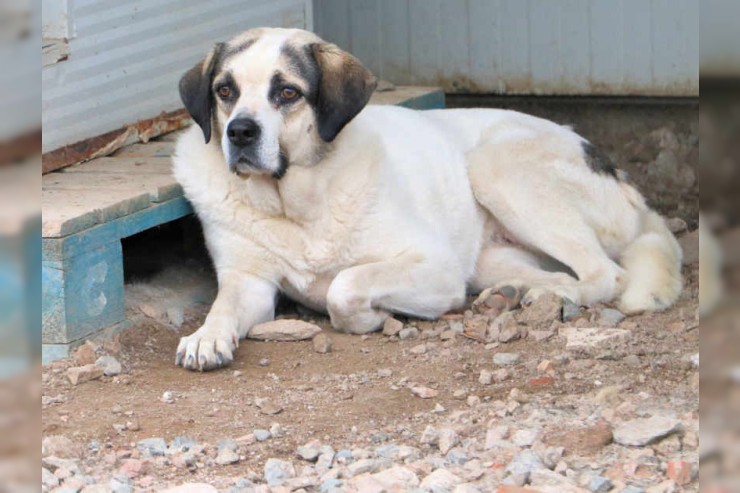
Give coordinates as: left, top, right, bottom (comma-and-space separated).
41, 99, 700, 493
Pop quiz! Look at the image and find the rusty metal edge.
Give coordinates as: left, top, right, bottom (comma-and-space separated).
42, 109, 192, 174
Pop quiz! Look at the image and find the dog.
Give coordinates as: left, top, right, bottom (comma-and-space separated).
172, 27, 682, 371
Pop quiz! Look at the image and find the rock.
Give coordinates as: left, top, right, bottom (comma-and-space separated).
410, 343, 428, 355
169, 436, 198, 453
624, 355, 641, 367
399, 327, 419, 340
411, 386, 438, 399
109, 475, 133, 493
598, 308, 625, 327
316, 446, 336, 474
136, 438, 167, 457
613, 416, 681, 446
216, 447, 240, 465
347, 458, 378, 477
438, 428, 459, 454
588, 476, 612, 493
420, 469, 462, 493
118, 458, 143, 478
95, 355, 122, 376
478, 370, 493, 385
320, 478, 344, 492
665, 460, 692, 485
646, 480, 678, 493
666, 217, 687, 234
446, 447, 468, 465
166, 307, 185, 328
371, 466, 420, 490
678, 229, 699, 265
512, 429, 538, 447
562, 299, 582, 322
493, 368, 510, 382
543, 422, 613, 456
264, 458, 296, 486
42, 467, 59, 489
248, 319, 322, 341
297, 442, 321, 462
312, 332, 333, 353
81, 485, 108, 493
42, 435, 80, 459
496, 313, 525, 342
67, 364, 104, 385
420, 425, 439, 445
73, 342, 98, 366
454, 484, 482, 493
493, 352, 520, 366
162, 484, 218, 493
506, 449, 545, 486
462, 315, 493, 342
161, 391, 175, 404
537, 360, 554, 373
383, 317, 404, 336
561, 327, 631, 356
253, 429, 271, 442
518, 294, 563, 329
621, 487, 646, 493
256, 398, 283, 415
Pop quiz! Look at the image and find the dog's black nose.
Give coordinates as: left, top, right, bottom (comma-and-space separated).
227, 118, 260, 147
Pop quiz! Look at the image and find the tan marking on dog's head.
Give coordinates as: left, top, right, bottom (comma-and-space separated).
178, 28, 377, 178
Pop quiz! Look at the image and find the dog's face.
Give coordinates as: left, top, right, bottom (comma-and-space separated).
179, 28, 377, 178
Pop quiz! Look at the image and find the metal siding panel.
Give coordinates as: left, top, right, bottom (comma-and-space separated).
652, 0, 698, 92
378, 0, 410, 81
314, 0, 351, 49
589, 0, 623, 90
557, 0, 591, 93
349, 0, 381, 76
438, 0, 471, 91
408, 0, 441, 85
499, 0, 531, 92
621, 0, 653, 91
529, 0, 561, 93
42, 0, 309, 153
468, 0, 502, 92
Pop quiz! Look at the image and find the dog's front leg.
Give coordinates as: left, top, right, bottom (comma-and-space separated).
176, 275, 277, 371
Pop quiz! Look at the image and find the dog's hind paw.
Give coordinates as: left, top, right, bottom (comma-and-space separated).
175, 326, 238, 371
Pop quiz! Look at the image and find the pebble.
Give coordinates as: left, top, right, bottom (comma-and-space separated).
254, 429, 272, 442
215, 447, 240, 465
264, 458, 296, 486
67, 364, 104, 385
420, 468, 463, 493
371, 465, 420, 490
248, 320, 322, 341
297, 442, 321, 462
517, 294, 563, 330
409, 343, 428, 355
399, 327, 420, 340
562, 298, 582, 321
544, 421, 613, 456
161, 391, 175, 404
411, 386, 438, 399
420, 425, 439, 446
42, 467, 59, 488
506, 449, 545, 486
588, 475, 613, 493
511, 429, 538, 447
383, 317, 404, 336
313, 332, 333, 353
666, 460, 692, 485
438, 428, 459, 454
599, 308, 626, 327
621, 487, 646, 493
320, 478, 344, 492
136, 438, 167, 457
492, 368, 510, 382
493, 353, 521, 366
561, 327, 631, 355
95, 355, 122, 376
169, 436, 197, 453
161, 484, 218, 493
256, 398, 284, 415
73, 343, 98, 366
259, 358, 270, 367
42, 435, 80, 459
613, 416, 681, 446
624, 354, 641, 367
478, 370, 493, 385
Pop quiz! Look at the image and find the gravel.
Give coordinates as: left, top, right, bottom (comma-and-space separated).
492, 352, 520, 366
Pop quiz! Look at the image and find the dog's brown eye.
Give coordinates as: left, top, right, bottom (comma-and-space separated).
280, 87, 299, 100
217, 86, 231, 98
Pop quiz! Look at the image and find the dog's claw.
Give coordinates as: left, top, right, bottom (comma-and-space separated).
175, 351, 183, 366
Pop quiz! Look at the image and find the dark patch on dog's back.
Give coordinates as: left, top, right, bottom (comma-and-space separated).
582, 141, 619, 178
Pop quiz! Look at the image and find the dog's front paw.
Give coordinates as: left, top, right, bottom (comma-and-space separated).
175, 326, 238, 371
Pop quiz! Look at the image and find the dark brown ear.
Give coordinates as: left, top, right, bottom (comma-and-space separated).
179, 43, 224, 143
311, 43, 377, 142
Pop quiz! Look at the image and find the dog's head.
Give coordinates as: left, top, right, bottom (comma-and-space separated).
179, 28, 377, 178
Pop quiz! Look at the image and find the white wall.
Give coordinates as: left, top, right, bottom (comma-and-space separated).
314, 0, 699, 96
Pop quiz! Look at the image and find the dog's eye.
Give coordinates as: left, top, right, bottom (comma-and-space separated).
280, 87, 300, 101
217, 86, 232, 99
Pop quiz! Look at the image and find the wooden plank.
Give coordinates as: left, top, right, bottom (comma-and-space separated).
43, 196, 194, 262
62, 157, 173, 174
44, 168, 182, 203
42, 188, 151, 238
113, 141, 175, 158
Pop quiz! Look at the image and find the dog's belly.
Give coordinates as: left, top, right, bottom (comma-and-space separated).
280, 274, 333, 314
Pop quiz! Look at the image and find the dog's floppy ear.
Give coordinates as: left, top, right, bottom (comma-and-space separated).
179, 43, 224, 143
311, 43, 377, 143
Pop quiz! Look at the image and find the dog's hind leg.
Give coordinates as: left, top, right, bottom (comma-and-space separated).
467, 141, 625, 307
326, 252, 467, 334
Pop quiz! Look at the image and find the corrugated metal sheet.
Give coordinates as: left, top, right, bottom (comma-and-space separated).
314, 0, 699, 97
42, 0, 312, 153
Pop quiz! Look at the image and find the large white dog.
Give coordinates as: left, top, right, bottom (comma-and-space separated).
173, 28, 682, 371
